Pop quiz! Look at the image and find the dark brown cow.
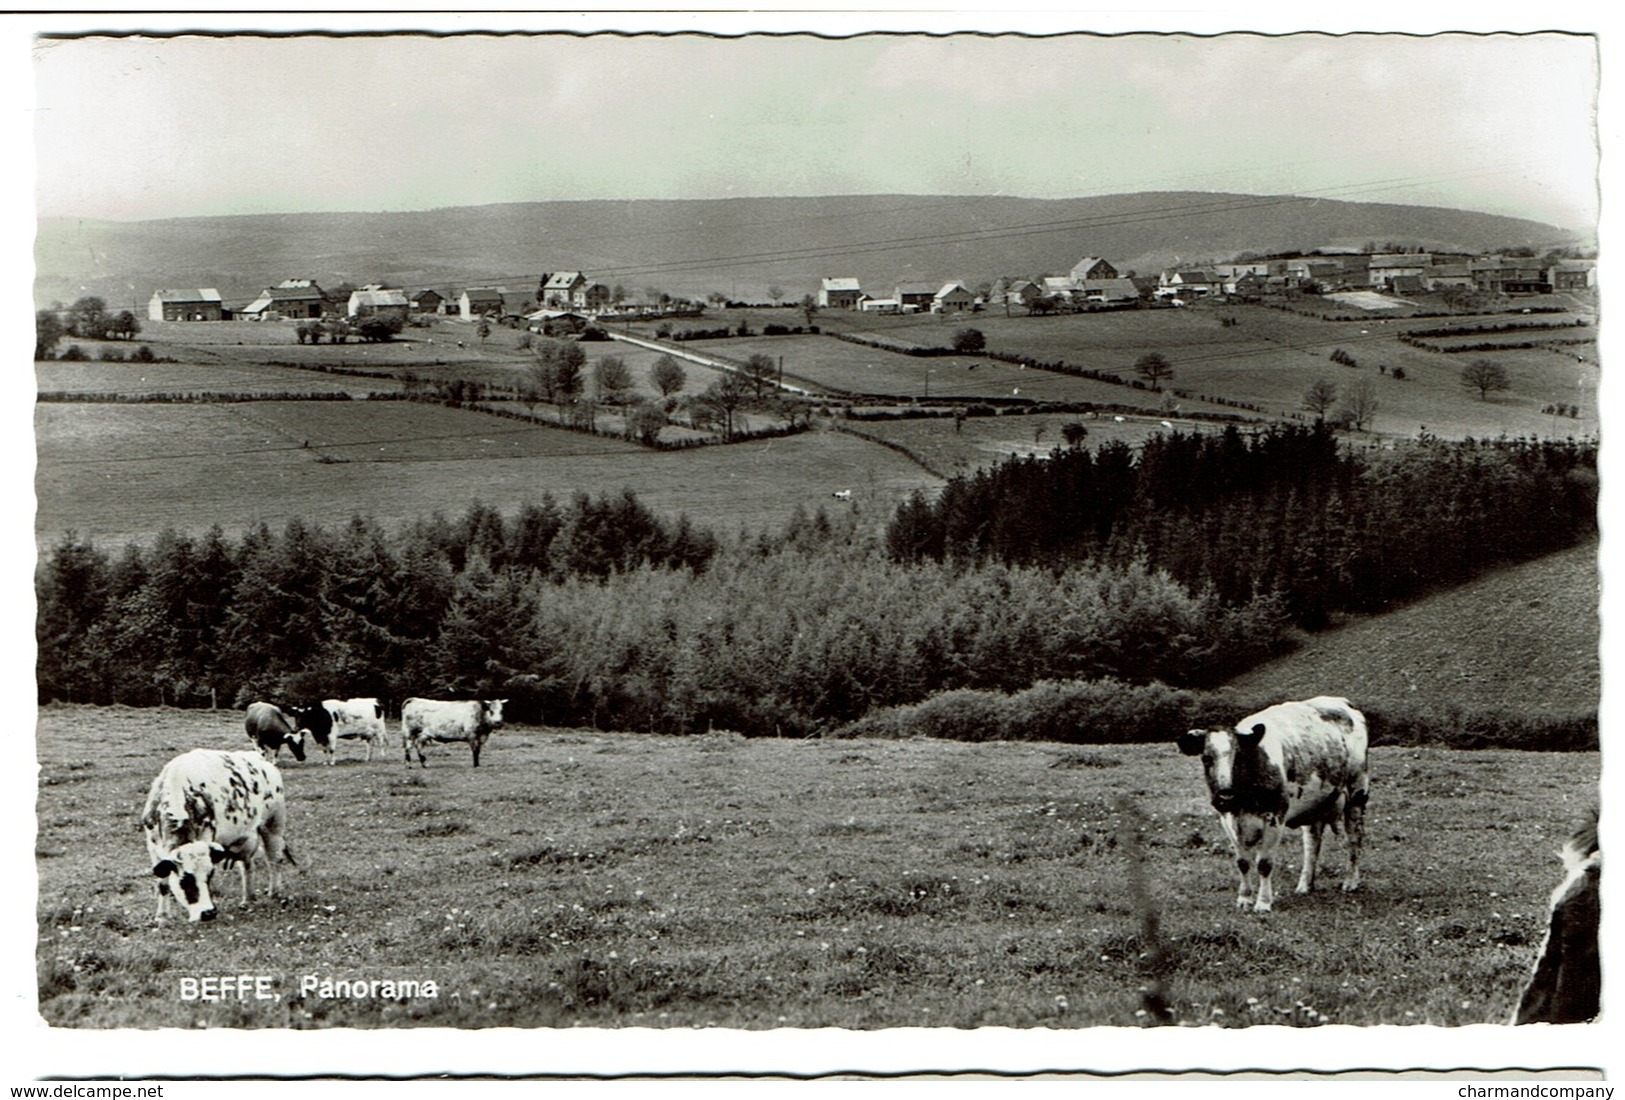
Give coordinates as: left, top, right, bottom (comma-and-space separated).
245, 701, 305, 763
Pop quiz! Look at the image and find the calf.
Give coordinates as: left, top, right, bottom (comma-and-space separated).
402, 697, 506, 768
245, 701, 305, 763
141, 749, 294, 922
322, 697, 389, 762
1179, 696, 1369, 913
1514, 808, 1600, 1024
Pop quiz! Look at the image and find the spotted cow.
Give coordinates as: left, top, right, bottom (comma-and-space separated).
322, 697, 389, 762
284, 702, 336, 765
1179, 696, 1369, 913
141, 749, 294, 922
1514, 808, 1600, 1024
245, 701, 305, 763
402, 697, 506, 768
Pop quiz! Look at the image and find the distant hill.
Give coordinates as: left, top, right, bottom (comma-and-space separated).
1223, 542, 1599, 715
33, 191, 1586, 311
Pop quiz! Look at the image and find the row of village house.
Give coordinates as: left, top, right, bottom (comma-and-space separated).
146, 271, 614, 326
146, 252, 1596, 325
820, 252, 1598, 313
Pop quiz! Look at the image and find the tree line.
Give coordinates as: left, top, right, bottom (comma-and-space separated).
885, 423, 1597, 629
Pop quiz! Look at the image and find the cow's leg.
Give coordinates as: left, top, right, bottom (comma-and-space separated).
471, 734, 483, 768
1297, 822, 1326, 894
1342, 787, 1368, 892
155, 883, 170, 921
1253, 816, 1284, 913
1232, 815, 1263, 910
237, 857, 253, 907
1219, 813, 1254, 908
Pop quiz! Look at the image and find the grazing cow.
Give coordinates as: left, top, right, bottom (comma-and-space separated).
283, 702, 336, 765
1178, 696, 1370, 913
245, 701, 305, 763
322, 697, 389, 761
141, 749, 294, 922
832, 490, 853, 501
402, 697, 507, 768
1514, 809, 1601, 1024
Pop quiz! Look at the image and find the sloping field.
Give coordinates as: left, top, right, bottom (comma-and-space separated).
36, 360, 401, 397
1224, 542, 1600, 714
36, 704, 1597, 1030
35, 400, 940, 548
826, 305, 1598, 440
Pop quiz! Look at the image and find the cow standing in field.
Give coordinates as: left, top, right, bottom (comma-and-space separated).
283, 702, 336, 765
1514, 808, 1600, 1024
245, 701, 306, 763
141, 749, 295, 922
322, 697, 389, 762
1178, 696, 1370, 913
402, 698, 506, 768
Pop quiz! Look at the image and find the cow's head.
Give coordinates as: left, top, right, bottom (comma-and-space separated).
268, 729, 306, 763
286, 705, 332, 751
485, 699, 508, 725
152, 841, 229, 922
1179, 724, 1267, 814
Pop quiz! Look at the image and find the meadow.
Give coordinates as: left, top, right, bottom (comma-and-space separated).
35, 704, 1597, 1030
35, 399, 937, 550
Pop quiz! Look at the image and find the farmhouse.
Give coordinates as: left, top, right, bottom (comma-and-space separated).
238, 279, 333, 320
1160, 270, 1218, 297
1068, 257, 1119, 282
459, 286, 507, 321
1368, 253, 1432, 289
819, 278, 864, 309
1548, 260, 1597, 291
932, 282, 975, 312
408, 289, 445, 314
1041, 276, 1080, 298
525, 308, 590, 336
895, 283, 937, 312
541, 271, 589, 309
1078, 277, 1139, 304
1422, 263, 1475, 291
1472, 257, 1551, 295
347, 287, 410, 323
148, 288, 223, 322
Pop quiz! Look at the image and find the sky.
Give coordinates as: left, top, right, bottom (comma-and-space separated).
28, 24, 1601, 232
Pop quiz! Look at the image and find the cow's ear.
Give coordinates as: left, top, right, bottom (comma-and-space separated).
1238, 723, 1267, 742
210, 844, 229, 865
152, 859, 177, 879
1177, 730, 1208, 756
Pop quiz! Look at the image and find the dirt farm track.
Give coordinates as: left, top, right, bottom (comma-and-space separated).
36, 704, 1597, 1031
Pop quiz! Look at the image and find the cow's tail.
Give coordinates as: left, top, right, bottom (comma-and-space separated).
281, 841, 298, 866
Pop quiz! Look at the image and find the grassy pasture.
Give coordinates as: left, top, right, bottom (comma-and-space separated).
34, 401, 939, 548
841, 412, 1228, 478
35, 360, 400, 398
1226, 541, 1600, 716
815, 303, 1598, 440
36, 704, 1596, 1030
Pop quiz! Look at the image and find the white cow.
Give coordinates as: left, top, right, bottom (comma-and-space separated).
1178, 696, 1369, 913
1514, 808, 1600, 1024
402, 698, 507, 768
141, 749, 294, 922
323, 697, 389, 761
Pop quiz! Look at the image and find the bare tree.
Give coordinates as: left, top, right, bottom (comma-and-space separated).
743, 353, 777, 397
1339, 379, 1380, 431
1133, 352, 1174, 390
1302, 379, 1339, 420
1461, 358, 1511, 400
694, 372, 752, 440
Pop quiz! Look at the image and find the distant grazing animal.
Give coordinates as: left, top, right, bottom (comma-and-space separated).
402, 697, 506, 768
322, 697, 389, 761
1179, 696, 1370, 913
141, 749, 294, 922
832, 490, 853, 501
1514, 808, 1600, 1024
245, 701, 305, 763
283, 703, 336, 765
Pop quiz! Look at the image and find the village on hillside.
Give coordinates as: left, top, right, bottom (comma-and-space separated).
121, 248, 1598, 335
